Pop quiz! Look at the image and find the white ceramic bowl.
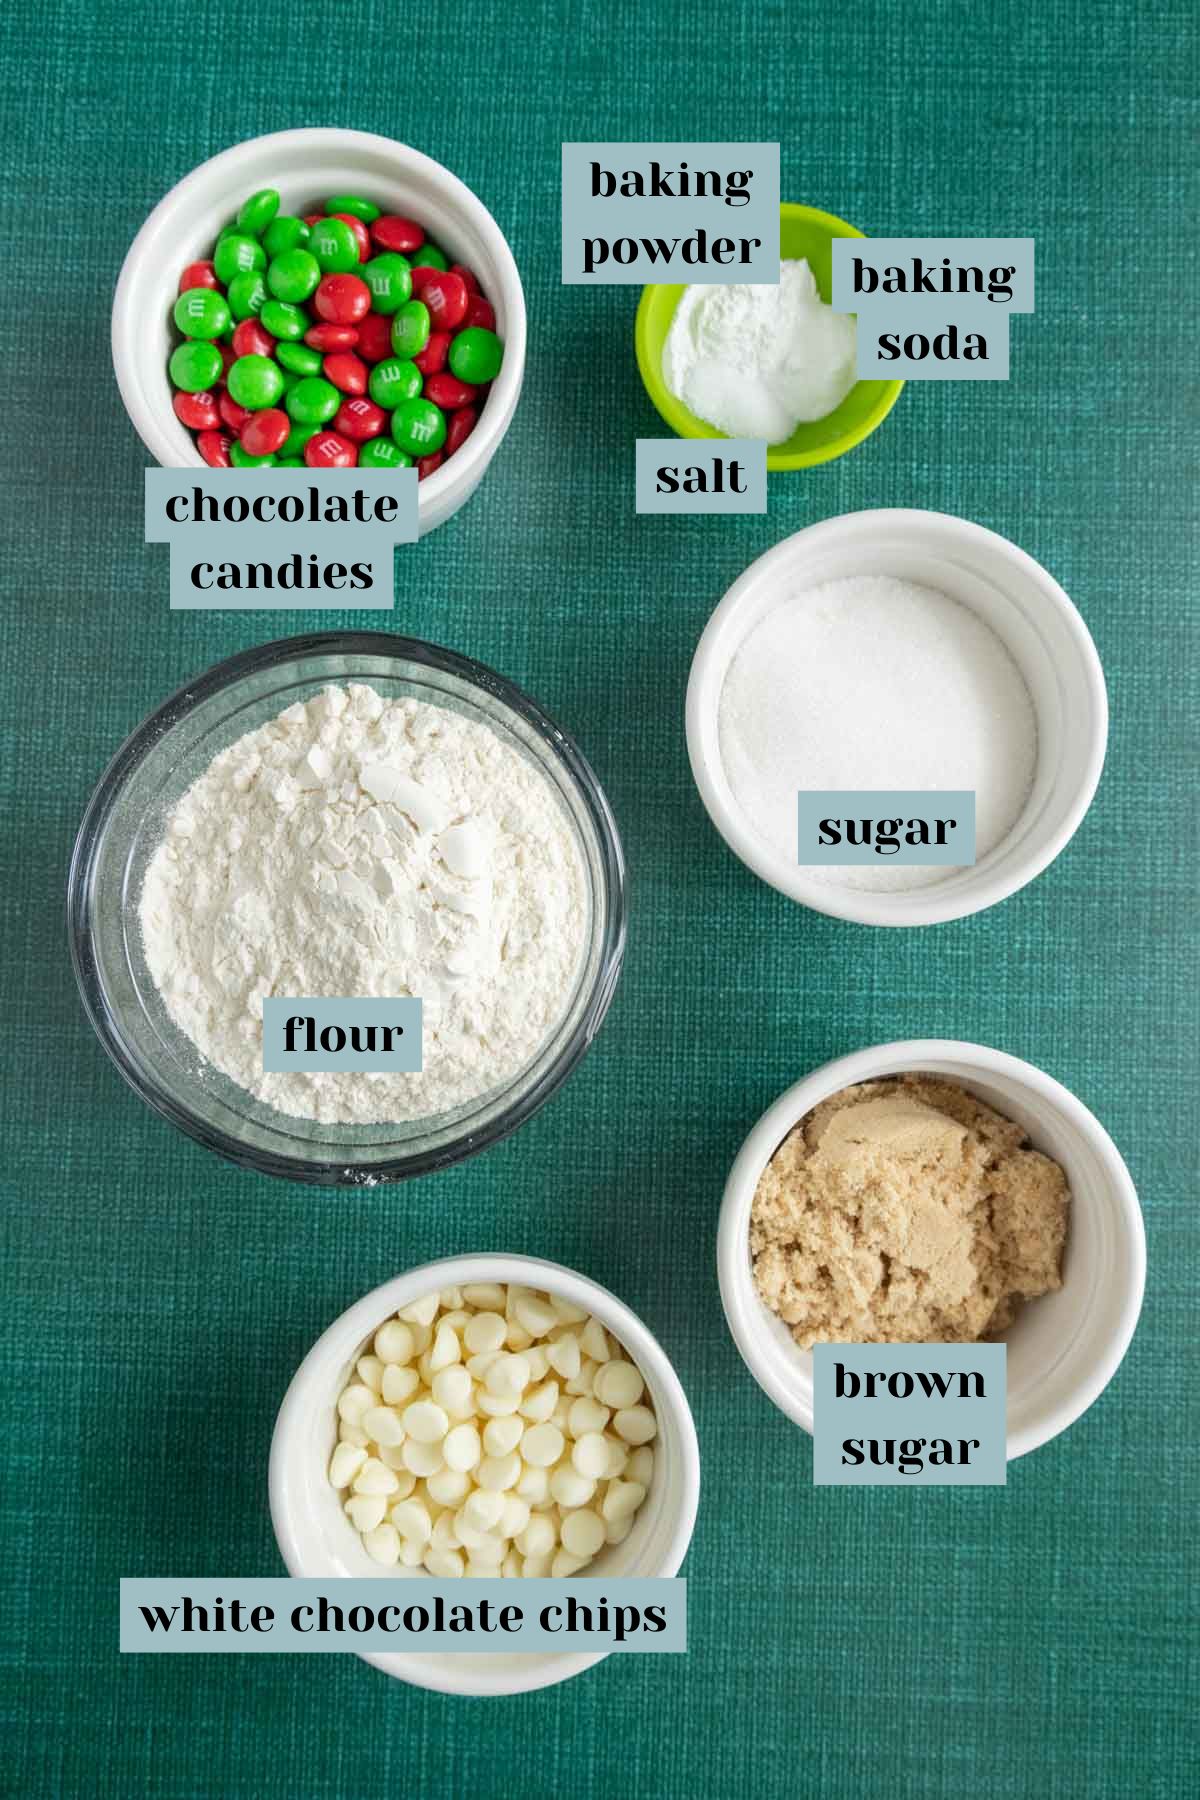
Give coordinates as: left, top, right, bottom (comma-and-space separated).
717, 1041, 1144, 1460
270, 1254, 700, 1696
686, 510, 1108, 925
112, 128, 526, 535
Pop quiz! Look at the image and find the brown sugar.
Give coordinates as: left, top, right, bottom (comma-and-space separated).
750, 1074, 1069, 1349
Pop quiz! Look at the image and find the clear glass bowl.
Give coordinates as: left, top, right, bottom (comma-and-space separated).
68, 632, 626, 1185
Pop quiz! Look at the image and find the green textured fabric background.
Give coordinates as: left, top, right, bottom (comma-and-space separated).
2, 0, 1196, 1794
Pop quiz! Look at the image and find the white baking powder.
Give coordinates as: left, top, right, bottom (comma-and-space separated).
139, 683, 587, 1123
663, 259, 857, 442
717, 577, 1038, 892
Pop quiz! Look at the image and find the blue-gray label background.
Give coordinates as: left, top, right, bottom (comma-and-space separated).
262, 998, 422, 1072
635, 438, 766, 513
813, 1345, 1006, 1487
831, 237, 1033, 380
145, 469, 418, 609
797, 792, 975, 865
562, 142, 779, 283
120, 1578, 686, 1653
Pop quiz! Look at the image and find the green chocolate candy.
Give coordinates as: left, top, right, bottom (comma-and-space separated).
229, 443, 277, 468
263, 214, 311, 258
267, 248, 321, 303
213, 233, 266, 284
173, 287, 230, 339
168, 340, 223, 393
448, 325, 503, 384
277, 340, 323, 375
368, 357, 423, 410
282, 420, 320, 458
276, 456, 305, 466
363, 253, 411, 315
325, 193, 380, 223
390, 299, 431, 360
286, 377, 340, 425
359, 438, 412, 469
309, 216, 360, 273
227, 353, 285, 410
259, 300, 307, 341
391, 395, 446, 455
237, 188, 280, 236
226, 269, 268, 320
410, 243, 448, 271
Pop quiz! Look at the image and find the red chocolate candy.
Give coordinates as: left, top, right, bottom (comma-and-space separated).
240, 408, 290, 457
423, 372, 477, 410
218, 391, 252, 433
323, 352, 368, 395
173, 389, 220, 431
197, 430, 232, 467
463, 295, 497, 331
335, 397, 387, 442
444, 406, 478, 456
408, 263, 442, 300
370, 215, 425, 254
305, 430, 358, 468
179, 260, 220, 293
314, 273, 372, 324
354, 313, 394, 363
419, 271, 469, 332
415, 451, 443, 480
305, 323, 359, 351
413, 330, 450, 376
233, 318, 275, 359
449, 263, 479, 294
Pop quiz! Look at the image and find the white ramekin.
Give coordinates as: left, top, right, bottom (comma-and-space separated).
686, 510, 1108, 925
269, 1254, 700, 1697
717, 1041, 1144, 1461
112, 128, 526, 535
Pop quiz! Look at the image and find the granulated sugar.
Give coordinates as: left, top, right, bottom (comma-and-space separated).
717, 576, 1037, 892
139, 683, 587, 1123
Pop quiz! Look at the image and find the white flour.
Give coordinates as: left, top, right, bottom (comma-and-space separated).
663, 259, 857, 442
139, 683, 587, 1124
718, 577, 1038, 892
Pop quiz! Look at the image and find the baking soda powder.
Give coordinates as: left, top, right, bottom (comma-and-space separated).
663, 259, 857, 442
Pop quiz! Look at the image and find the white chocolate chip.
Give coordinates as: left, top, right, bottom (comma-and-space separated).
362, 1523, 400, 1566
352, 1458, 399, 1496
329, 1442, 367, 1489
580, 1317, 611, 1362
362, 1405, 405, 1448
374, 1320, 415, 1365
571, 1431, 611, 1479
402, 1400, 449, 1444
333, 1284, 654, 1577
593, 1360, 644, 1410
345, 1493, 387, 1533
613, 1405, 657, 1446
521, 1423, 564, 1468
547, 1334, 581, 1380
443, 1423, 482, 1472
381, 1364, 421, 1406
561, 1508, 606, 1559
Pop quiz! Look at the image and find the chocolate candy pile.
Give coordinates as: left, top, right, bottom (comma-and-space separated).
168, 188, 503, 478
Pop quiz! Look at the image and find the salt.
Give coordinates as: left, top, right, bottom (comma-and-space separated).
717, 576, 1038, 892
663, 260, 857, 443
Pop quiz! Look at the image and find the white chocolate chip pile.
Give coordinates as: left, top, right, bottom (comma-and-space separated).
330, 1283, 657, 1577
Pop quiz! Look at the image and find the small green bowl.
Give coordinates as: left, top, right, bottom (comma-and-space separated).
635, 202, 904, 470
